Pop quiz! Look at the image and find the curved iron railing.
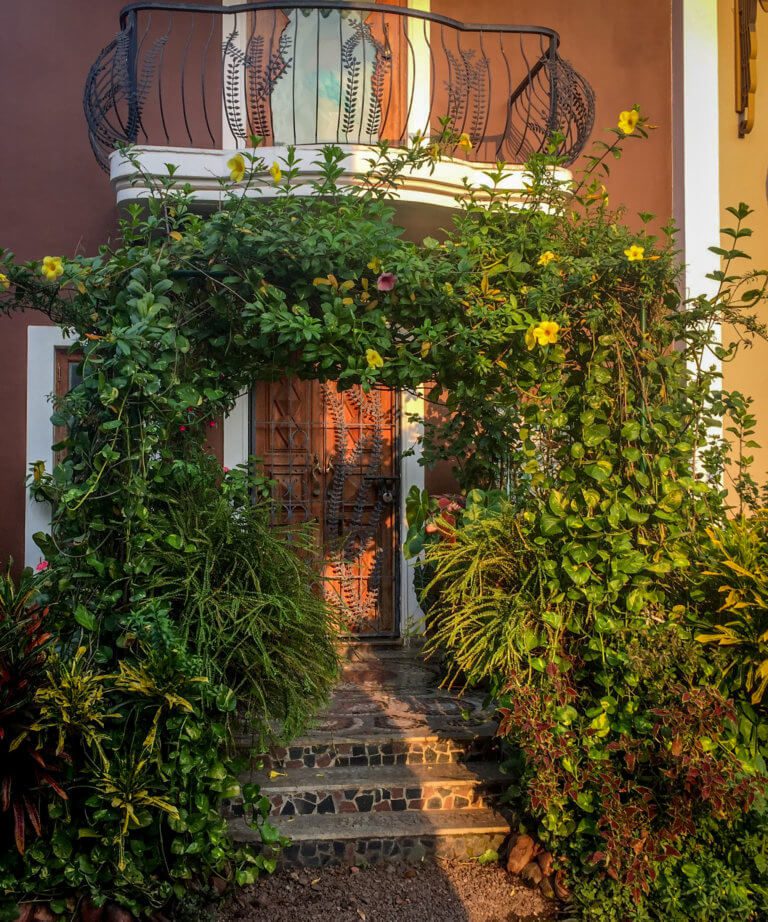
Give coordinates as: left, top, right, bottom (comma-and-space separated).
84, 1, 595, 172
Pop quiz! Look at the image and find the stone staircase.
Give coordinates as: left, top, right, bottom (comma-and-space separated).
230, 643, 512, 868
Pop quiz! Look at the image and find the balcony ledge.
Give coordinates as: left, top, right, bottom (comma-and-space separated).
111, 144, 571, 228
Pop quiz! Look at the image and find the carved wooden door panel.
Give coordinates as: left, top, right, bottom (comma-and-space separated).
252, 379, 399, 636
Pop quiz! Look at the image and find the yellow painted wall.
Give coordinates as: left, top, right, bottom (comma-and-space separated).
719, 2, 768, 486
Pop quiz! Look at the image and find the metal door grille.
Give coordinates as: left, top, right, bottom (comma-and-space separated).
251, 379, 400, 636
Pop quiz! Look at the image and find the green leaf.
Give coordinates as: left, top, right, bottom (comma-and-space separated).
626, 588, 646, 612
625, 507, 649, 525
51, 829, 73, 861
548, 490, 568, 517
540, 511, 564, 537
621, 421, 641, 440
563, 559, 591, 586
584, 461, 613, 482
74, 604, 96, 631
477, 848, 500, 865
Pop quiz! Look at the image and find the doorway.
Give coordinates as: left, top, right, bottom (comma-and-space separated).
252, 379, 400, 636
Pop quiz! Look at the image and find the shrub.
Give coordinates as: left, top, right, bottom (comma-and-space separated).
0, 598, 274, 919
573, 809, 768, 921
694, 511, 768, 707
0, 568, 65, 856
134, 459, 339, 743
422, 503, 762, 907
412, 113, 768, 918
420, 500, 550, 686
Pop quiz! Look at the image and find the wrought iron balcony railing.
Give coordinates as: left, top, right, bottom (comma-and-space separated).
85, 1, 595, 172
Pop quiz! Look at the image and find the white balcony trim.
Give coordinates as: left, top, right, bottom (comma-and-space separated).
110, 144, 570, 211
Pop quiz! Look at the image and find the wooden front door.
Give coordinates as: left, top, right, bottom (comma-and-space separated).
252, 379, 400, 636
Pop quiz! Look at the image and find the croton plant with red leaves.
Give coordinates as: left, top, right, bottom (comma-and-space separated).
0, 568, 67, 854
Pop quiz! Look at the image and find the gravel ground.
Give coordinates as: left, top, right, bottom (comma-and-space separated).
219, 861, 555, 922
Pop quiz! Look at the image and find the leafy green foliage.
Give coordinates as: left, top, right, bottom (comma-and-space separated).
0, 137, 476, 914
420, 503, 552, 686
0, 118, 766, 919
407, 119, 768, 918
421, 503, 761, 904
0, 597, 275, 917
694, 512, 768, 706
134, 457, 339, 744
573, 810, 768, 921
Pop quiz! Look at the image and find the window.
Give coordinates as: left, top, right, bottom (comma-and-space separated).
53, 347, 83, 463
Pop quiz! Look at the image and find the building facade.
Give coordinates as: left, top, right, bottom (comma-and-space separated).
0, 0, 757, 636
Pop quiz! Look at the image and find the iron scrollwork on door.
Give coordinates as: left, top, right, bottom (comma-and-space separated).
321, 383, 397, 635
252, 378, 399, 636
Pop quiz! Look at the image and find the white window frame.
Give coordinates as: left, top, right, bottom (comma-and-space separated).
25, 326, 73, 568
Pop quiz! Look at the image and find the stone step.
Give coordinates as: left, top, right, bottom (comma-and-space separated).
230, 807, 511, 868
248, 761, 509, 817
254, 729, 498, 772
337, 639, 410, 660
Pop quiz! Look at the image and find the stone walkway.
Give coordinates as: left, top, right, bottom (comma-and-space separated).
231, 643, 512, 867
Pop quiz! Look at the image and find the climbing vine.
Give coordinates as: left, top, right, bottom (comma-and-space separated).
1, 114, 767, 916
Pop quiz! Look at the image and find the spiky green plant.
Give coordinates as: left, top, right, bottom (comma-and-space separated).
695, 511, 768, 705
135, 463, 339, 743
421, 502, 563, 689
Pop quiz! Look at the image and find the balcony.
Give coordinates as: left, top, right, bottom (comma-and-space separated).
85, 2, 595, 216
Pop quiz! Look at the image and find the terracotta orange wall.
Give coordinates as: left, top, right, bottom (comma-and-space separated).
718, 3, 768, 489
433, 0, 674, 225
0, 1, 128, 567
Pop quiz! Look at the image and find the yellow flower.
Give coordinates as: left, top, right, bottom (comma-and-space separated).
366, 348, 384, 369
0, 273, 9, 290
270, 161, 282, 183
458, 133, 473, 152
618, 109, 639, 135
586, 183, 608, 206
537, 251, 558, 267
227, 153, 246, 183
527, 321, 560, 349
41, 256, 64, 281
534, 321, 560, 345
367, 257, 382, 274
169, 231, 183, 242
624, 244, 645, 262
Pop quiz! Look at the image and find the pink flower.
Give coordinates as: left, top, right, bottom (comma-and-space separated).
179, 425, 187, 432
376, 272, 397, 292
208, 421, 216, 428
35, 560, 49, 572
223, 466, 230, 473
